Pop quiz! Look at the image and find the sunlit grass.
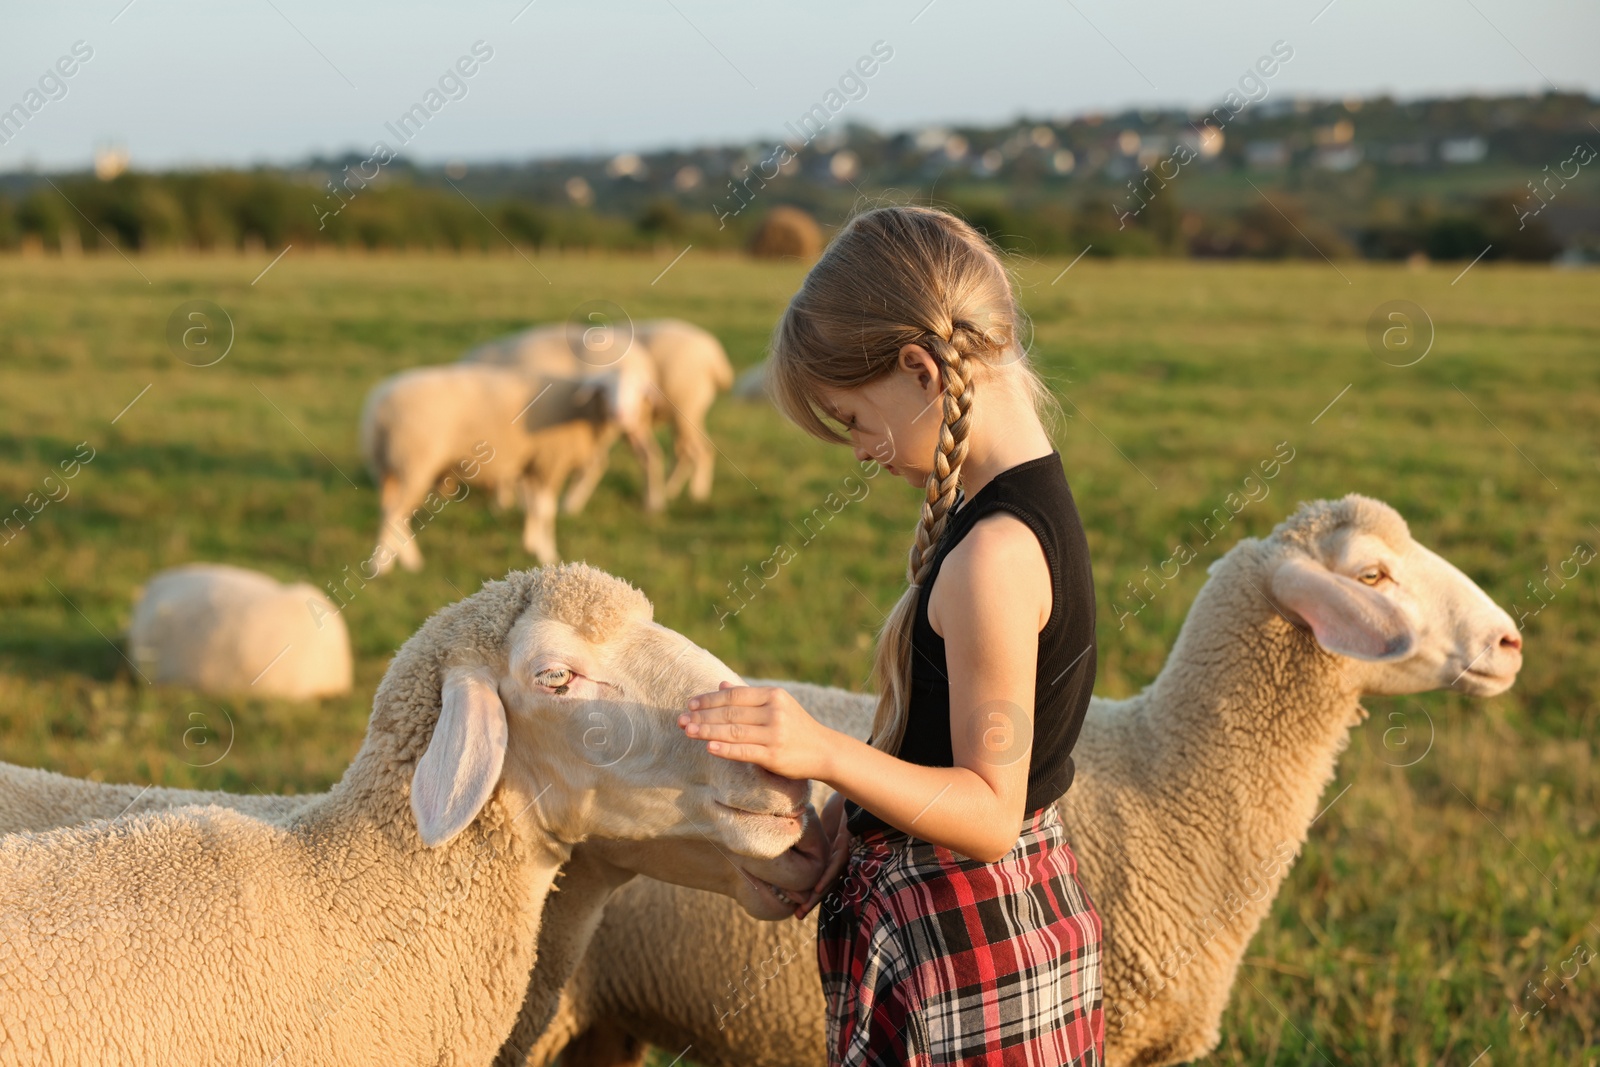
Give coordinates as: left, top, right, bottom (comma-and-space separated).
1, 249, 1596, 1064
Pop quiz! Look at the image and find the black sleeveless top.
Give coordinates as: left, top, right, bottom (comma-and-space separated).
845, 451, 1098, 837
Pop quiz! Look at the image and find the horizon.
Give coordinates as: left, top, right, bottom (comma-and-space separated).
2, 86, 1591, 177
2, 0, 1595, 172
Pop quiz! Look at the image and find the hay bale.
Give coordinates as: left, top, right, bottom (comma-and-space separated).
747, 206, 822, 260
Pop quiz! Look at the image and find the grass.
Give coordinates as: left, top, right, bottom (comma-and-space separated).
1, 247, 1596, 1065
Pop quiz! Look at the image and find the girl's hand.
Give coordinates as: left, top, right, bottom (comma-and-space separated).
795, 791, 852, 919
678, 682, 836, 782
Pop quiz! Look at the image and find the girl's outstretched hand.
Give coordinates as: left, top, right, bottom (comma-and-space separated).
795, 791, 852, 919
678, 682, 836, 782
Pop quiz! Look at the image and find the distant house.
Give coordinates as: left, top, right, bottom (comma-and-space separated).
1439, 136, 1488, 164
1314, 144, 1363, 171
1312, 120, 1355, 146
1246, 140, 1290, 169
1385, 142, 1430, 165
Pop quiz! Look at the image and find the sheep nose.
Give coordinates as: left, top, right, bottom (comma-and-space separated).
758, 767, 811, 812
1499, 630, 1522, 652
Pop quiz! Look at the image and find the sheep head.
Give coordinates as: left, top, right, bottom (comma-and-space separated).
564, 348, 659, 434
1258, 493, 1523, 697
409, 564, 811, 866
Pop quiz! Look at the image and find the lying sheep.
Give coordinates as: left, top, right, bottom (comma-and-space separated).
533, 494, 1526, 1067
0, 563, 815, 1066
359, 359, 656, 572
127, 562, 352, 699
464, 318, 734, 512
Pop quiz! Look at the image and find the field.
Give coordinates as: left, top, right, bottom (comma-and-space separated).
0, 249, 1596, 1065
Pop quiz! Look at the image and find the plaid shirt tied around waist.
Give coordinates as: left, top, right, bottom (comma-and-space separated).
815, 805, 1105, 1066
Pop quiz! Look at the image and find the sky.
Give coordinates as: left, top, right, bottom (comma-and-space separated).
1, 0, 1595, 172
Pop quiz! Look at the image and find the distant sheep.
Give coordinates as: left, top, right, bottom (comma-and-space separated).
127, 562, 351, 700
462, 327, 667, 513
634, 318, 735, 503
463, 318, 734, 510
359, 359, 656, 572
0, 564, 814, 1066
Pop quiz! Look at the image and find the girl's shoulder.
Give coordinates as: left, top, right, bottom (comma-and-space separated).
927, 511, 1052, 638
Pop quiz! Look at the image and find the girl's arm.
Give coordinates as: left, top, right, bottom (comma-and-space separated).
681, 513, 1051, 863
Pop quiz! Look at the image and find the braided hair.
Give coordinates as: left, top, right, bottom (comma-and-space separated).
769, 206, 1053, 753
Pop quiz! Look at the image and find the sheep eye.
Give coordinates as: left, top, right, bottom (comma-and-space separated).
535, 668, 574, 693
1357, 568, 1384, 585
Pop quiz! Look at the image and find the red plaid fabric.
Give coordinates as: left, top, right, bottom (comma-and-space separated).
816, 805, 1104, 1066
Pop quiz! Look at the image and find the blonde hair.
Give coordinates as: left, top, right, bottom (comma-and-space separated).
769, 205, 1052, 754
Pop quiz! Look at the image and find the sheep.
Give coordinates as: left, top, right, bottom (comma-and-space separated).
529, 494, 1526, 1067
0, 764, 308, 836
0, 773, 826, 927
464, 318, 734, 511
359, 359, 656, 572
126, 562, 353, 699
462, 325, 667, 515
0, 767, 830, 1067
632, 318, 735, 505
0, 563, 817, 1066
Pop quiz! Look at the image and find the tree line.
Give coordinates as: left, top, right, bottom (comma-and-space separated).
0, 166, 1565, 262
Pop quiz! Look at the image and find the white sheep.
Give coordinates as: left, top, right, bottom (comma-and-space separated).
464, 318, 734, 512
634, 318, 735, 504
528, 494, 1526, 1067
359, 359, 656, 572
127, 562, 352, 700
0, 774, 826, 927
0, 763, 308, 835
0, 563, 816, 1066
0, 771, 830, 1067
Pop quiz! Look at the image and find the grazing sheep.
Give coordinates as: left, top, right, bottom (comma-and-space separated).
533, 494, 1525, 1067
464, 318, 734, 511
0, 564, 815, 1066
747, 206, 823, 260
359, 360, 656, 572
127, 562, 352, 699
632, 319, 735, 505
462, 326, 666, 514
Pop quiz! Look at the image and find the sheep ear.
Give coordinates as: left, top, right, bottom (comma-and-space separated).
594, 375, 625, 418
1270, 556, 1415, 661
411, 666, 508, 847
570, 380, 601, 408
560, 378, 609, 424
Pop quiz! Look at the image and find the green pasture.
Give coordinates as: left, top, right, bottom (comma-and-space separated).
0, 249, 1595, 1064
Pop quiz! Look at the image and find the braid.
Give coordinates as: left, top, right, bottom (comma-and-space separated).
908, 333, 977, 584
870, 326, 980, 754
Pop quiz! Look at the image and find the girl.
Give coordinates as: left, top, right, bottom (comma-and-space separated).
678, 205, 1104, 1065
